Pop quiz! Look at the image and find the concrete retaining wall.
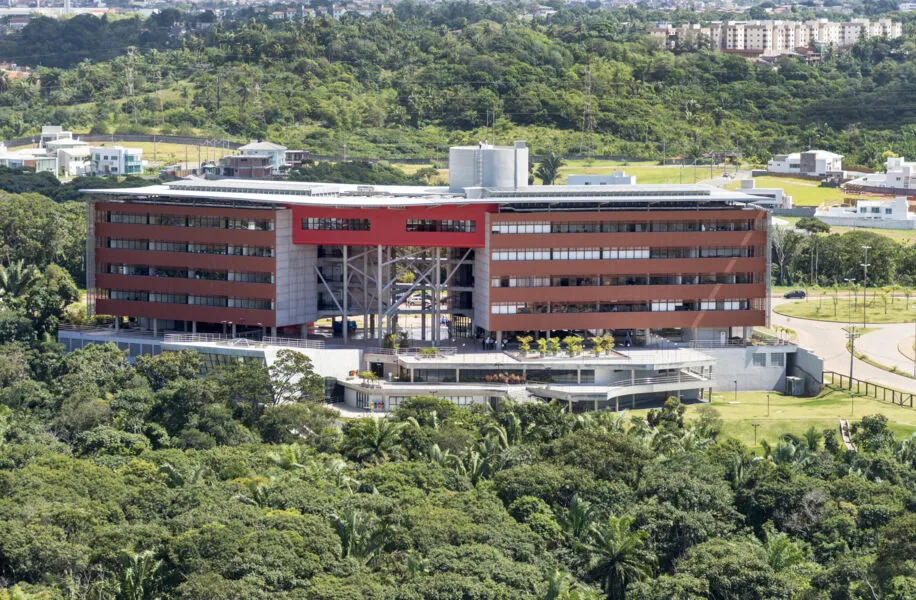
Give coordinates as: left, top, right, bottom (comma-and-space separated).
816, 216, 916, 230
703, 346, 795, 392
772, 207, 816, 217
793, 347, 824, 395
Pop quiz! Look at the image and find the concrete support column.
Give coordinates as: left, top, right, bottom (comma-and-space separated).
231, 323, 237, 337
410, 368, 414, 383
434, 248, 441, 346
114, 317, 119, 331
577, 368, 581, 384
593, 398, 598, 412
342, 245, 349, 343
192, 321, 196, 334
455, 368, 460, 383
152, 319, 158, 336
496, 331, 502, 345
377, 244, 383, 346
363, 250, 369, 339
271, 326, 277, 337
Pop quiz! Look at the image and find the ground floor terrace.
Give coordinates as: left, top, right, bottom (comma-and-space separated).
58, 324, 817, 412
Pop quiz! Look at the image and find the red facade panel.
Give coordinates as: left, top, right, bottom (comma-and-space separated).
96, 248, 276, 273
488, 257, 767, 277
96, 300, 275, 327
489, 231, 766, 249
489, 209, 768, 223
490, 283, 767, 304
489, 310, 766, 331
96, 202, 276, 220
96, 274, 275, 300
289, 204, 497, 247
97, 222, 276, 246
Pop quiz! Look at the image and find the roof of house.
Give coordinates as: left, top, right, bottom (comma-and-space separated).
238, 141, 288, 151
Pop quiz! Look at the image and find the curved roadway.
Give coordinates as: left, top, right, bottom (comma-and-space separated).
771, 298, 916, 392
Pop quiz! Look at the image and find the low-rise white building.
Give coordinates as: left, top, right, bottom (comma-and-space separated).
845, 156, 916, 192
90, 146, 143, 176
0, 145, 57, 174
768, 150, 843, 176
566, 171, 636, 186
46, 138, 91, 177
236, 141, 288, 175
814, 197, 916, 230
738, 179, 793, 209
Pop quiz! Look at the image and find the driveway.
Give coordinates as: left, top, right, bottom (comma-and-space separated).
771, 298, 916, 392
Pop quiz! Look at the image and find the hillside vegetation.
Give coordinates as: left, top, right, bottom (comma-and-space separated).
2, 6, 916, 165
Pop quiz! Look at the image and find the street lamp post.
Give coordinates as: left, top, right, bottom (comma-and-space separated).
767, 393, 770, 417
861, 245, 871, 329
844, 278, 856, 390
752, 422, 761, 446
734, 379, 738, 403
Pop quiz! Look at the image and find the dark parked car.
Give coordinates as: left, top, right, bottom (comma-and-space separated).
784, 290, 806, 299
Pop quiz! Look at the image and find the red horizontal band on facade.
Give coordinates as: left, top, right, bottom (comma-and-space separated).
96, 201, 277, 220
96, 223, 276, 246
490, 283, 767, 303
489, 310, 767, 331
289, 204, 497, 248
489, 209, 768, 223
489, 230, 766, 249
96, 273, 276, 300
96, 299, 276, 327
96, 248, 276, 273
488, 257, 767, 277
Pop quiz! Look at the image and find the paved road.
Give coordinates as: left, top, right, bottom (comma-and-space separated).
771, 298, 916, 392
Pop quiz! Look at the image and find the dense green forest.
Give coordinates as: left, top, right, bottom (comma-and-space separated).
0, 340, 915, 599
2, 4, 916, 164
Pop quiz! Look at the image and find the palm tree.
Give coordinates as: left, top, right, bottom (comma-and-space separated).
536, 152, 565, 185
763, 525, 806, 572
585, 516, 655, 600
347, 419, 405, 462
116, 550, 162, 600
331, 508, 388, 564
803, 426, 822, 452
559, 494, 595, 541
0, 260, 40, 305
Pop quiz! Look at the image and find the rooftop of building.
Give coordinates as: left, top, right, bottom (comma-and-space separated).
82, 177, 767, 209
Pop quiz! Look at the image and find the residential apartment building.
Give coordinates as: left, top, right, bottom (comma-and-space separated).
650, 18, 902, 56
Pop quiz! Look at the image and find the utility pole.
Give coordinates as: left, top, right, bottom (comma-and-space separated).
861, 245, 871, 329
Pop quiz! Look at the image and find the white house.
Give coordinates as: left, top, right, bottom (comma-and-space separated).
90, 146, 143, 176
236, 141, 288, 175
46, 138, 92, 177
845, 156, 916, 191
566, 172, 636, 186
814, 197, 915, 230
768, 150, 843, 176
0, 145, 57, 174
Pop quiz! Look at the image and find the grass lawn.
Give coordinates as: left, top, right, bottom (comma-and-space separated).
774, 297, 916, 323
725, 176, 848, 207
776, 216, 916, 243
557, 162, 691, 185
633, 389, 916, 447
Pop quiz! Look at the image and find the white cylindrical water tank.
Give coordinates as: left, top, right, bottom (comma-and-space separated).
448, 146, 481, 192
448, 142, 528, 192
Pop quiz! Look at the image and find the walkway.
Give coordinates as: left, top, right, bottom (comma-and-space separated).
770, 298, 916, 392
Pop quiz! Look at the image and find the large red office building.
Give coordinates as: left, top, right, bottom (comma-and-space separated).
85, 143, 769, 344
